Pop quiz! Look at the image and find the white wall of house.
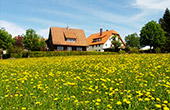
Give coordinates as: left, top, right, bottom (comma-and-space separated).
103, 35, 113, 49
103, 35, 124, 48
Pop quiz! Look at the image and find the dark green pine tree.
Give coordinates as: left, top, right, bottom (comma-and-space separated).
159, 8, 170, 52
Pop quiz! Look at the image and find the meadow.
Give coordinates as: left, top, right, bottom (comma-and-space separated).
0, 54, 170, 110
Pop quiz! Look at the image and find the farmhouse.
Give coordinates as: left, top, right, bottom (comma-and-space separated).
87, 28, 126, 52
46, 26, 88, 51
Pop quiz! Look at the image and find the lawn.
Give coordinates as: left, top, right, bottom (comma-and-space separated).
0, 54, 170, 110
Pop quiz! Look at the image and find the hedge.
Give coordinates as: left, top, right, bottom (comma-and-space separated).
28, 51, 118, 57
1, 51, 119, 59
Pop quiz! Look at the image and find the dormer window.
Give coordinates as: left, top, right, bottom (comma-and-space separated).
64, 31, 77, 43
93, 38, 101, 42
66, 38, 76, 42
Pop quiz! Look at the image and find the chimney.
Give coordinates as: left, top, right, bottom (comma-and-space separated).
66, 26, 70, 30
100, 28, 103, 36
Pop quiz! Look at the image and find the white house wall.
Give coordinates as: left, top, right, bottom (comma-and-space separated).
103, 35, 113, 49
103, 35, 124, 48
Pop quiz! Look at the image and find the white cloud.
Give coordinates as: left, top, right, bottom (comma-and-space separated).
37, 28, 49, 38
133, 0, 170, 10
0, 20, 25, 37
0, 20, 49, 38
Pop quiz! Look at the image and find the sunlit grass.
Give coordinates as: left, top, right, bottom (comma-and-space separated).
0, 54, 170, 109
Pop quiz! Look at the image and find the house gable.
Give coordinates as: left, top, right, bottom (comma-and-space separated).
46, 27, 88, 51
87, 29, 126, 51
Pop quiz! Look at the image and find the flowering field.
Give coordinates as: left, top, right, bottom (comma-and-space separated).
0, 54, 170, 110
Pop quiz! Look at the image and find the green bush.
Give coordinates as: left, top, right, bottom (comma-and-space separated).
119, 50, 126, 54
129, 47, 139, 53
11, 53, 23, 58
7, 46, 25, 58
28, 51, 117, 58
155, 47, 161, 53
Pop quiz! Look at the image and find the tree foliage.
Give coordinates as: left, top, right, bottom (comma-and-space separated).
159, 8, 170, 51
140, 20, 165, 51
125, 33, 140, 48
0, 28, 14, 50
111, 35, 122, 52
39, 37, 46, 51
23, 29, 46, 51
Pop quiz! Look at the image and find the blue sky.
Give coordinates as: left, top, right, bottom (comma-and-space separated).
0, 0, 170, 40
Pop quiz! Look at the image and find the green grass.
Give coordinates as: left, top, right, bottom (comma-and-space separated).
0, 54, 170, 110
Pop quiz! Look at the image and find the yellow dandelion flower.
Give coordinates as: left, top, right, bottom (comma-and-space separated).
54, 98, 58, 101
74, 99, 78, 103
21, 107, 26, 110
138, 98, 143, 101
155, 104, 161, 108
95, 102, 99, 106
126, 101, 131, 104
71, 96, 75, 98
116, 101, 122, 105
85, 101, 89, 103
35, 102, 40, 104
156, 98, 160, 101
96, 98, 101, 102
123, 99, 127, 102
144, 98, 150, 101
110, 99, 114, 101
164, 100, 168, 104
163, 107, 169, 110
5, 94, 8, 97
151, 97, 155, 100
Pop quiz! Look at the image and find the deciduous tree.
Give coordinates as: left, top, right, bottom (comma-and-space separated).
23, 29, 45, 51
0, 28, 14, 49
140, 20, 165, 52
125, 33, 140, 48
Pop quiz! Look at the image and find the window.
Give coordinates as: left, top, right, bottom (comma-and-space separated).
67, 47, 72, 51
76, 47, 82, 51
57, 46, 64, 51
66, 38, 76, 42
93, 38, 101, 42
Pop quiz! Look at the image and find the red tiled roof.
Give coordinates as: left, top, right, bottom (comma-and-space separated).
50, 27, 88, 46
87, 30, 126, 46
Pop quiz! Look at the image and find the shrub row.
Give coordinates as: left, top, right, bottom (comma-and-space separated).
28, 51, 118, 57
2, 51, 118, 59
